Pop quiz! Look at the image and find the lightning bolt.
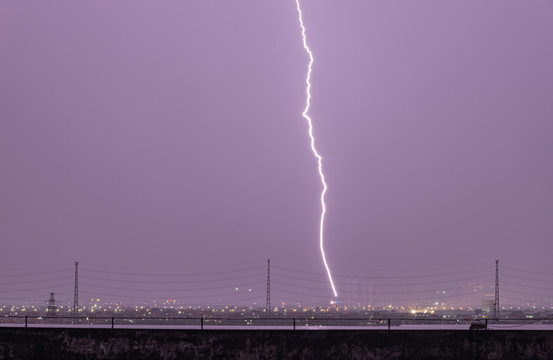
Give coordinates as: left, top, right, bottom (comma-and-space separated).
295, 0, 338, 298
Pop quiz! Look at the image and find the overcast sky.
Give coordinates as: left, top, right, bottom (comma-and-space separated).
1, 0, 552, 306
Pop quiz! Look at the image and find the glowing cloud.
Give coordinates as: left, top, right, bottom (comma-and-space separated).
295, 0, 338, 297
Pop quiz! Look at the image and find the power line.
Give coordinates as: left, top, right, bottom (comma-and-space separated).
500, 295, 552, 304
79, 266, 265, 277
271, 280, 491, 295
79, 288, 265, 300
79, 273, 265, 284
270, 271, 491, 287
0, 284, 73, 292
0, 268, 73, 278
0, 276, 75, 285
79, 281, 265, 292
272, 287, 493, 303
502, 266, 553, 276
272, 265, 492, 279
502, 281, 553, 291
500, 273, 553, 283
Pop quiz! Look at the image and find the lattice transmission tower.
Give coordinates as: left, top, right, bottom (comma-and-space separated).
73, 261, 79, 319
266, 259, 271, 315
494, 259, 500, 319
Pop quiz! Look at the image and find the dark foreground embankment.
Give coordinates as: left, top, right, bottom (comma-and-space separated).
1, 328, 553, 360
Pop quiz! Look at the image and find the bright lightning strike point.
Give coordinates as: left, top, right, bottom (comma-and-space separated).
295, 0, 338, 298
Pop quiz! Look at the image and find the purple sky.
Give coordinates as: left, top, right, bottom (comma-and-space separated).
1, 0, 553, 306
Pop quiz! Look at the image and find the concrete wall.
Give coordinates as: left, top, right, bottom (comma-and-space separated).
1, 328, 553, 359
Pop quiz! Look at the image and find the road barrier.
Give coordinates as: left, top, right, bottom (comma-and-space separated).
2, 314, 552, 330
